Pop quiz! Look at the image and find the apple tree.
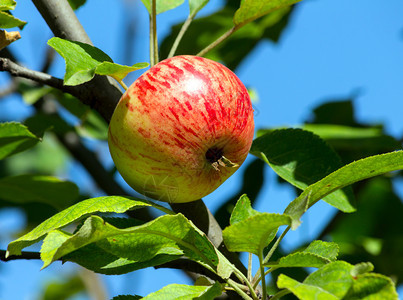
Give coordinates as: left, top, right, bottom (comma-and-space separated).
0, 0, 402, 299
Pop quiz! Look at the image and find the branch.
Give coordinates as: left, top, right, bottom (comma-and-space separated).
0, 57, 114, 122
31, 0, 122, 123
0, 250, 42, 261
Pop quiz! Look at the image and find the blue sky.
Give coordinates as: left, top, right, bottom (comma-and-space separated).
1, 0, 403, 299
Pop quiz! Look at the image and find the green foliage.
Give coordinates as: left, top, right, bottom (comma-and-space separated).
142, 282, 222, 299
0, 0, 26, 29
223, 211, 291, 255
0, 174, 79, 210
0, 122, 40, 160
251, 128, 355, 214
233, 0, 301, 27
277, 261, 398, 299
47, 37, 148, 86
6, 196, 155, 256
265, 240, 339, 269
160, 5, 292, 69
285, 150, 403, 229
0, 0, 16, 11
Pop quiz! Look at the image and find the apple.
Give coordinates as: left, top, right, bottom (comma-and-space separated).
108, 55, 254, 203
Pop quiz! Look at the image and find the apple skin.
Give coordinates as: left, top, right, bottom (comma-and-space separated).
108, 55, 254, 203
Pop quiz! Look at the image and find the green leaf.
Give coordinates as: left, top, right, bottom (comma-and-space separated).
223, 213, 291, 255
67, 0, 86, 10
142, 282, 222, 300
6, 196, 154, 257
95, 61, 149, 82
52, 92, 109, 140
0, 0, 16, 11
303, 261, 354, 298
278, 261, 355, 299
303, 240, 339, 261
301, 124, 402, 153
0, 175, 78, 210
277, 274, 339, 300
0, 122, 40, 160
344, 273, 398, 299
229, 194, 259, 225
141, 0, 184, 15
0, 11, 26, 28
251, 128, 355, 213
47, 37, 147, 86
39, 214, 229, 275
47, 37, 111, 85
285, 150, 403, 229
266, 241, 339, 269
66, 243, 181, 275
189, 0, 209, 15
233, 0, 301, 27
351, 262, 374, 278
19, 84, 52, 105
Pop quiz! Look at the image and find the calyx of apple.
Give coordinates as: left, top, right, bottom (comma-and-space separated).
108, 55, 254, 203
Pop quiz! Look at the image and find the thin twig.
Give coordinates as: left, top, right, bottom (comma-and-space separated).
252, 226, 291, 288
168, 14, 194, 58
258, 252, 268, 300
196, 26, 237, 57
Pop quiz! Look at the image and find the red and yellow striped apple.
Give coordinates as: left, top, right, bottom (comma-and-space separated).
108, 55, 254, 203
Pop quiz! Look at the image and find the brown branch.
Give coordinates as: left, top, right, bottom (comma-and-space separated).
1, 250, 42, 261
31, 0, 123, 123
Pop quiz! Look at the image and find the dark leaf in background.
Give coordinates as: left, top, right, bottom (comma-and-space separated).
160, 4, 293, 70
328, 177, 403, 285
67, 0, 86, 10
41, 273, 86, 300
0, 122, 40, 160
251, 128, 355, 213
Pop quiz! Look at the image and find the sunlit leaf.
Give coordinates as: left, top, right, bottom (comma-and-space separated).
6, 196, 155, 256
95, 61, 149, 82
229, 194, 259, 225
142, 282, 222, 300
285, 150, 403, 229
0, 122, 40, 160
0, 11, 26, 29
47, 37, 147, 86
278, 274, 339, 300
223, 213, 291, 255
39, 214, 231, 279
0, 0, 16, 11
266, 241, 339, 269
233, 0, 301, 27
278, 261, 355, 299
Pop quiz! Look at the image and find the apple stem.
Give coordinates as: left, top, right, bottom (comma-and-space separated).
149, 0, 158, 66
116, 79, 128, 91
197, 26, 238, 57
